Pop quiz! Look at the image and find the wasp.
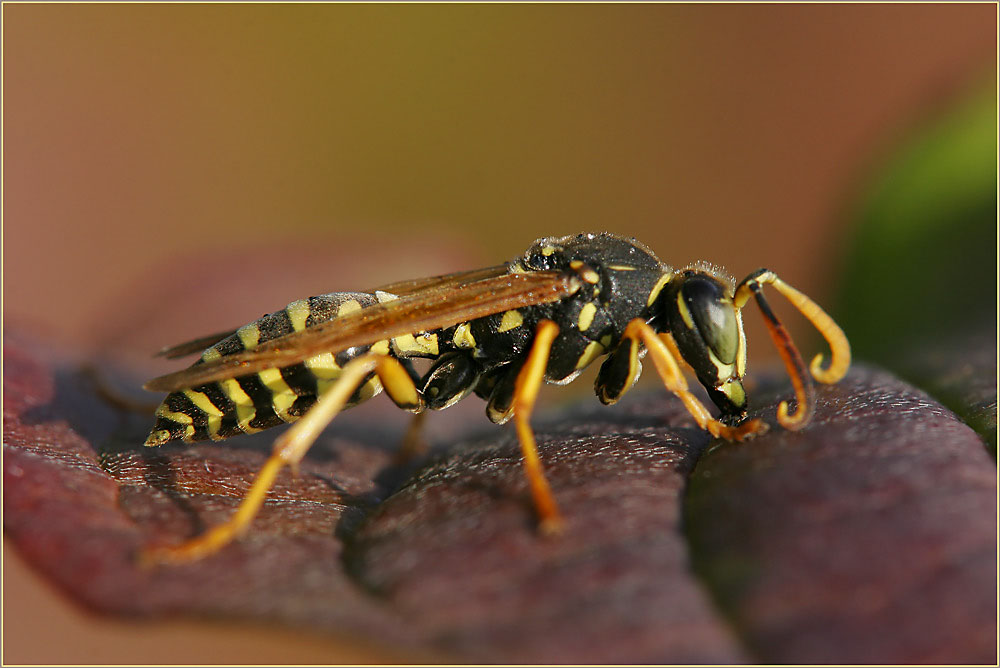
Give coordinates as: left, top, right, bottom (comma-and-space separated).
141, 232, 850, 564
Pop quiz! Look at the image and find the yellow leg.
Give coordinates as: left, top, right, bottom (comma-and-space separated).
513, 319, 565, 535
623, 319, 766, 440
141, 353, 421, 566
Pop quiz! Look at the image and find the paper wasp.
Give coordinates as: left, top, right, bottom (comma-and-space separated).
141, 232, 850, 564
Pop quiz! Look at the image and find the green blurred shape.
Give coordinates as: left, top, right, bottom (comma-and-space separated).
834, 75, 997, 452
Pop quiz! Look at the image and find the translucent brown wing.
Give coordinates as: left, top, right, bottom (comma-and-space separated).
153, 265, 512, 360
144, 270, 579, 393
371, 264, 510, 296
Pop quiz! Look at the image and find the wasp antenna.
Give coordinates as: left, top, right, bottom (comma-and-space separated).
737, 270, 850, 385
735, 268, 851, 430
767, 277, 851, 385
744, 280, 815, 430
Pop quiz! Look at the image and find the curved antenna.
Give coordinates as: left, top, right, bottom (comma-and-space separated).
734, 269, 851, 430
767, 278, 852, 384
743, 279, 815, 429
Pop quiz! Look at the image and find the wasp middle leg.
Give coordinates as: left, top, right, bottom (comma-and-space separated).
513, 319, 565, 535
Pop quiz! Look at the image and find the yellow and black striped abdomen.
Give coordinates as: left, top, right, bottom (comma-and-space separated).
145, 292, 388, 447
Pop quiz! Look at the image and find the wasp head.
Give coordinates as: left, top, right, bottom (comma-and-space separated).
655, 268, 749, 423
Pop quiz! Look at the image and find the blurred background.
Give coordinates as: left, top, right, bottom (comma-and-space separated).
3, 3, 995, 663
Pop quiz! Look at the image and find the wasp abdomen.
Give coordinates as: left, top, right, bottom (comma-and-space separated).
144, 292, 390, 446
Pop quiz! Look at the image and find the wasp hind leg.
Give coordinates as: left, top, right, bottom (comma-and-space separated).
140, 353, 423, 566
623, 318, 766, 440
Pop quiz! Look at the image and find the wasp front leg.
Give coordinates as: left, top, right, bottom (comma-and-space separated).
622, 318, 766, 440
141, 353, 423, 566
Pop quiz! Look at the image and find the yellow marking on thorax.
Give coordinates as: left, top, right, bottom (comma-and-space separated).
420, 333, 440, 356
257, 368, 296, 420
575, 340, 606, 370
497, 310, 524, 333
541, 245, 556, 256
237, 323, 261, 350
286, 299, 311, 332
600, 333, 614, 348
647, 273, 673, 306
337, 299, 363, 316
452, 322, 476, 349
569, 260, 600, 284
578, 303, 597, 331
607, 264, 636, 271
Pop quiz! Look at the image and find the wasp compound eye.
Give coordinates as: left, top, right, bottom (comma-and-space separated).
681, 276, 739, 365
